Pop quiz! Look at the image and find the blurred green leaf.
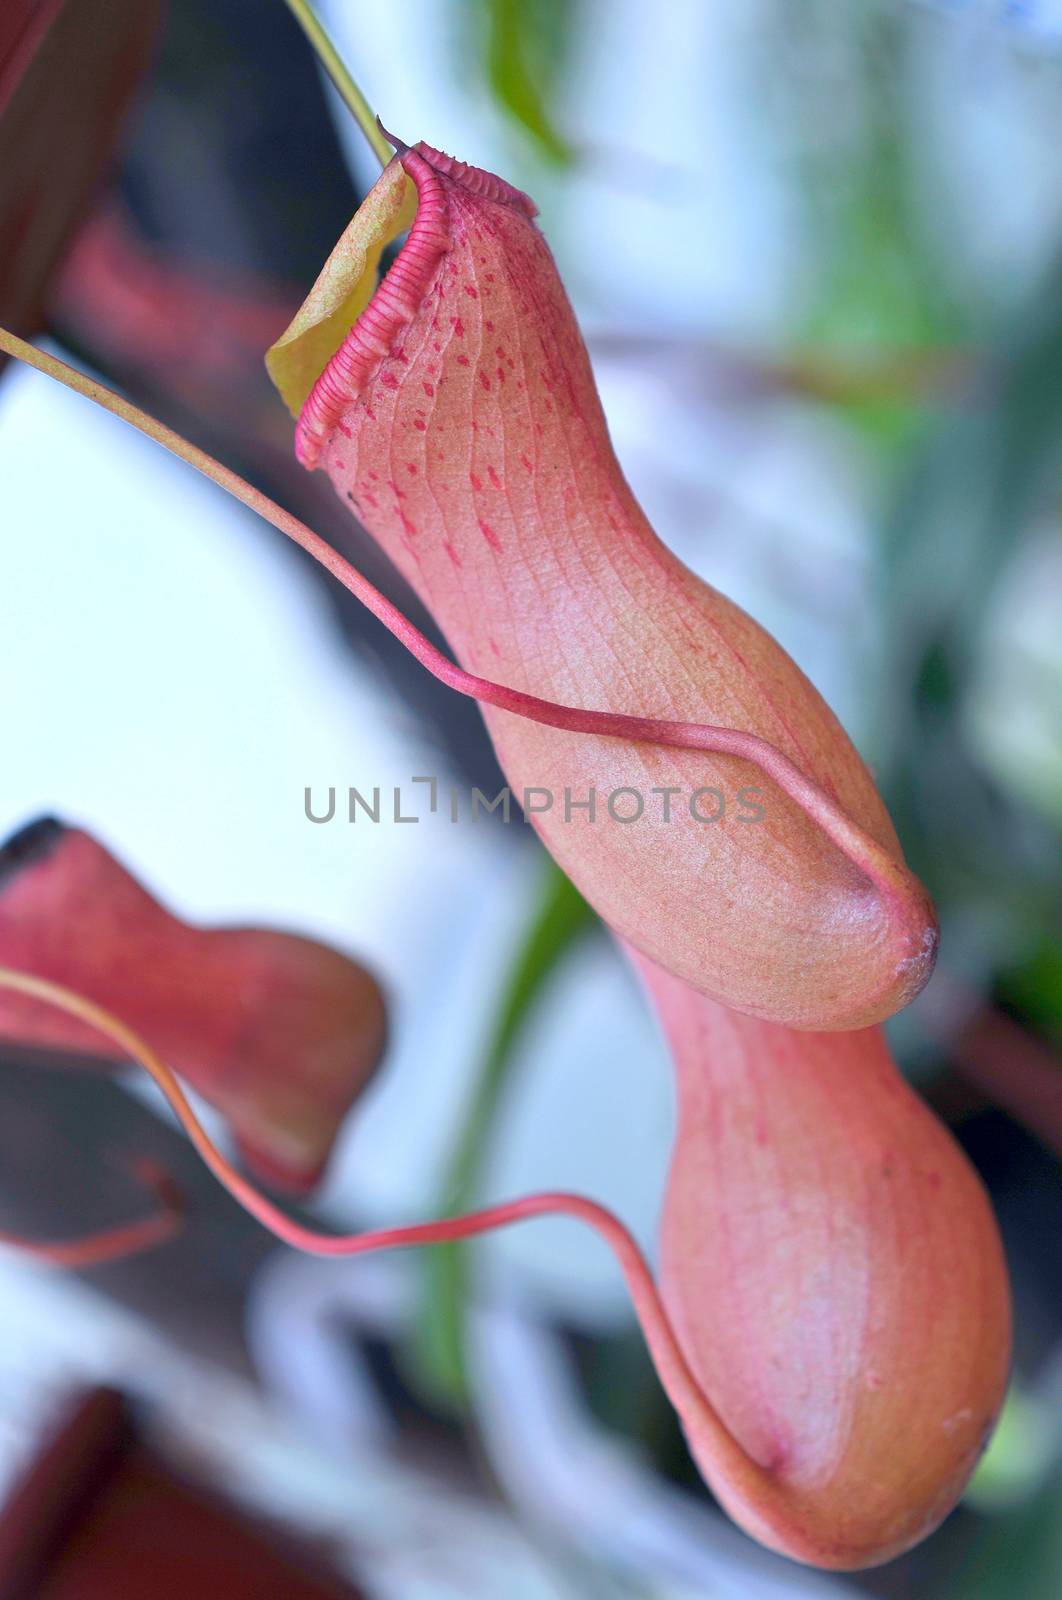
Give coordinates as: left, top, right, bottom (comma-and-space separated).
997, 937, 1062, 1045
967, 1384, 1056, 1511
471, 0, 575, 166
772, 1, 971, 447
873, 255, 1062, 972
944, 1464, 1062, 1600
412, 858, 595, 1405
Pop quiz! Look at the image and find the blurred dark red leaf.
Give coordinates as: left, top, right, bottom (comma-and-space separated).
0, 0, 162, 349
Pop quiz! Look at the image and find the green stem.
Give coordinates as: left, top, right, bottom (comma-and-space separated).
283, 0, 392, 168
414, 860, 596, 1403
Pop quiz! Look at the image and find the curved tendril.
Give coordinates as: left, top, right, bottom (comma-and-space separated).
0, 963, 764, 1501
0, 327, 928, 977
0, 1155, 184, 1268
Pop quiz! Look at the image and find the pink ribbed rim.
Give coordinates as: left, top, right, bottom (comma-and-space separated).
296, 143, 537, 467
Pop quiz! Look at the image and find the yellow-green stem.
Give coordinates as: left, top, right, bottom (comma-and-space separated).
283, 0, 391, 168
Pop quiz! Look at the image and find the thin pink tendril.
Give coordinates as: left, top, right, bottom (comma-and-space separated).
0, 1155, 184, 1268
0, 963, 761, 1498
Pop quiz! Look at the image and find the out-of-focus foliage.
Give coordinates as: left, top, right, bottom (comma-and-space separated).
465, 0, 576, 165
878, 264, 1062, 996
944, 1463, 1062, 1600
780, 3, 966, 355
748, 0, 1062, 1006
414, 862, 594, 1404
